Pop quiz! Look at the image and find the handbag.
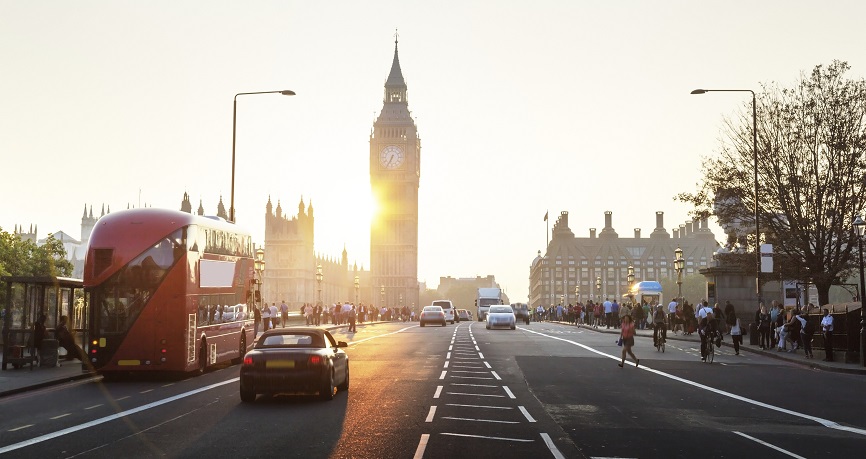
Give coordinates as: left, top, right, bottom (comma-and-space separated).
616, 337, 623, 346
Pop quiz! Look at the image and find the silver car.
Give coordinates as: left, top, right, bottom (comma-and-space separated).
486, 305, 516, 330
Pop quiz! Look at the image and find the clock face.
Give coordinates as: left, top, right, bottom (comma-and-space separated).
379, 145, 405, 169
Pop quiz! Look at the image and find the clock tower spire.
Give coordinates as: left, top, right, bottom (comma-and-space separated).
370, 35, 420, 311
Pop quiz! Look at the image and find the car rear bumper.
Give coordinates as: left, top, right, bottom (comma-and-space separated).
240, 368, 326, 394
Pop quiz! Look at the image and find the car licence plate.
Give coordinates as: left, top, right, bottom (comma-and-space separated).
266, 360, 295, 369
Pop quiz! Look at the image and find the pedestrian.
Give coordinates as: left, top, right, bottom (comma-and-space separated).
348, 305, 357, 332
253, 304, 261, 336
603, 299, 613, 329
801, 311, 815, 358
730, 315, 743, 355
32, 313, 47, 365
55, 315, 84, 361
269, 302, 278, 329
757, 304, 771, 349
280, 300, 289, 328
724, 301, 736, 335
261, 305, 271, 332
618, 314, 639, 368
821, 308, 834, 361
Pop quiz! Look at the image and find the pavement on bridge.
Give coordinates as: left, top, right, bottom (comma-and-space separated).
2, 319, 865, 398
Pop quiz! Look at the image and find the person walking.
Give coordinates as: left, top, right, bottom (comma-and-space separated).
724, 301, 737, 335
348, 305, 357, 332
261, 305, 271, 332
280, 300, 289, 328
821, 308, 834, 362
253, 304, 261, 336
618, 314, 639, 368
269, 303, 278, 330
730, 315, 744, 355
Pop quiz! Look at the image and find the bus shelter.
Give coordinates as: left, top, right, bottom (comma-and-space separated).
1, 276, 87, 370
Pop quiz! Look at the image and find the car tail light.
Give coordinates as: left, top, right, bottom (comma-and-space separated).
243, 356, 254, 366
309, 355, 322, 365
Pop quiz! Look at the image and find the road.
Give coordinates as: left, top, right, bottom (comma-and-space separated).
2, 321, 865, 458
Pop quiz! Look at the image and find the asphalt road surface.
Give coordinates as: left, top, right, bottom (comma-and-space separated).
2, 321, 865, 458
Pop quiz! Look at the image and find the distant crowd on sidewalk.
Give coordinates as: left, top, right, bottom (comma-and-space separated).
252, 300, 417, 335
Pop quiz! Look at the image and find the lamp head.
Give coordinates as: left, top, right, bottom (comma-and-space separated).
854, 215, 866, 237
690, 89, 708, 95
280, 90, 296, 96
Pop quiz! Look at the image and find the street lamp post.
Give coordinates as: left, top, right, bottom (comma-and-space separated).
380, 285, 385, 309
675, 246, 684, 304
315, 264, 323, 308
254, 247, 265, 310
354, 275, 360, 305
596, 276, 602, 301
230, 89, 295, 223
853, 216, 866, 366
627, 265, 635, 305
691, 88, 761, 306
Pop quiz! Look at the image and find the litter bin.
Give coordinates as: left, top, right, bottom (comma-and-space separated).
40, 339, 59, 368
749, 322, 759, 345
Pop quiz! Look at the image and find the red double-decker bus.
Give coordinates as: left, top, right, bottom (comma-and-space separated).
84, 208, 256, 374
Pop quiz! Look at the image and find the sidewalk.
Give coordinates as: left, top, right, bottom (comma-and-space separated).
0, 320, 385, 398
551, 320, 866, 375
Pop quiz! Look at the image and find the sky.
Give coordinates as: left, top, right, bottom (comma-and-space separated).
2, 1, 865, 302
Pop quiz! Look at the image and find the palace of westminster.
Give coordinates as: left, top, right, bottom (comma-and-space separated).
12, 39, 719, 311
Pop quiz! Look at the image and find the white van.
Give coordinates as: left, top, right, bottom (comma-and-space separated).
432, 300, 457, 324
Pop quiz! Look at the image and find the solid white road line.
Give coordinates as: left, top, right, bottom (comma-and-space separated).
414, 434, 430, 459
440, 416, 519, 424
440, 432, 533, 442
347, 325, 414, 346
450, 370, 490, 374
502, 386, 516, 399
425, 406, 437, 422
733, 431, 807, 459
522, 327, 866, 437
450, 376, 494, 380
540, 433, 566, 459
0, 378, 237, 455
518, 406, 536, 422
446, 392, 505, 398
449, 383, 498, 387
434, 386, 443, 398
446, 403, 512, 409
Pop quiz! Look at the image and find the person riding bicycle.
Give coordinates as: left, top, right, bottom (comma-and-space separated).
697, 301, 717, 361
652, 303, 667, 348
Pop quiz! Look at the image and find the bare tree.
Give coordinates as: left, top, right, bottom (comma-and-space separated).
680, 61, 866, 305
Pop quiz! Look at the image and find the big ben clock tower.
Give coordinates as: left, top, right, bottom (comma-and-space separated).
370, 37, 420, 311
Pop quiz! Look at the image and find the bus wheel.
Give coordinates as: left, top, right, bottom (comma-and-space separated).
232, 334, 246, 365
198, 341, 208, 374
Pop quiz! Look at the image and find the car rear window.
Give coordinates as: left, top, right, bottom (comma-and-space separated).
259, 333, 323, 348
432, 301, 453, 309
489, 306, 513, 314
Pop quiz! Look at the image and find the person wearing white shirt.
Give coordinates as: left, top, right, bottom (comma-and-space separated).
603, 299, 613, 329
261, 304, 271, 332
668, 299, 678, 327
821, 309, 834, 361
697, 301, 715, 361
269, 303, 278, 329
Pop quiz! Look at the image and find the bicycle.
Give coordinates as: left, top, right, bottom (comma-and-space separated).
653, 323, 666, 353
703, 328, 722, 363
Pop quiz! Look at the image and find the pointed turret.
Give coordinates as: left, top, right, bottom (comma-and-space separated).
217, 196, 228, 220
298, 196, 305, 217
197, 199, 205, 216
276, 200, 282, 219
180, 192, 192, 213
266, 195, 273, 215
384, 34, 408, 103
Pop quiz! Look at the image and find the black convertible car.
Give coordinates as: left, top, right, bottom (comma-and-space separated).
239, 327, 349, 402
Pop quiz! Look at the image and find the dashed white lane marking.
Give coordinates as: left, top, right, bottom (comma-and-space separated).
8, 425, 33, 432
115, 396, 130, 401
475, 345, 480, 351
478, 352, 485, 359
443, 361, 449, 368
441, 416, 520, 424
425, 406, 437, 422
84, 404, 103, 410
447, 403, 512, 409
446, 352, 451, 359
441, 432, 533, 443
439, 371, 447, 380
449, 345, 453, 351
518, 406, 536, 422
541, 433, 566, 459
503, 386, 516, 399
522, 327, 866, 437
140, 389, 153, 394
451, 370, 490, 374
491, 371, 501, 380
483, 361, 492, 368
414, 434, 430, 459
434, 386, 443, 398
49, 413, 71, 420
161, 383, 174, 387
734, 431, 807, 459
450, 376, 494, 380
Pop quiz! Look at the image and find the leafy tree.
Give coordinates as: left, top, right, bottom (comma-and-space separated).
0, 228, 73, 278
679, 61, 866, 305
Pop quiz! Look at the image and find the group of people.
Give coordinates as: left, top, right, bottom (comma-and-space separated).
30, 314, 85, 365
252, 301, 421, 336
754, 301, 834, 361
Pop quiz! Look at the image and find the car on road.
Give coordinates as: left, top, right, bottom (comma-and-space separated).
486, 305, 516, 330
432, 300, 457, 323
239, 327, 349, 402
511, 303, 530, 325
420, 305, 447, 327
457, 309, 472, 321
